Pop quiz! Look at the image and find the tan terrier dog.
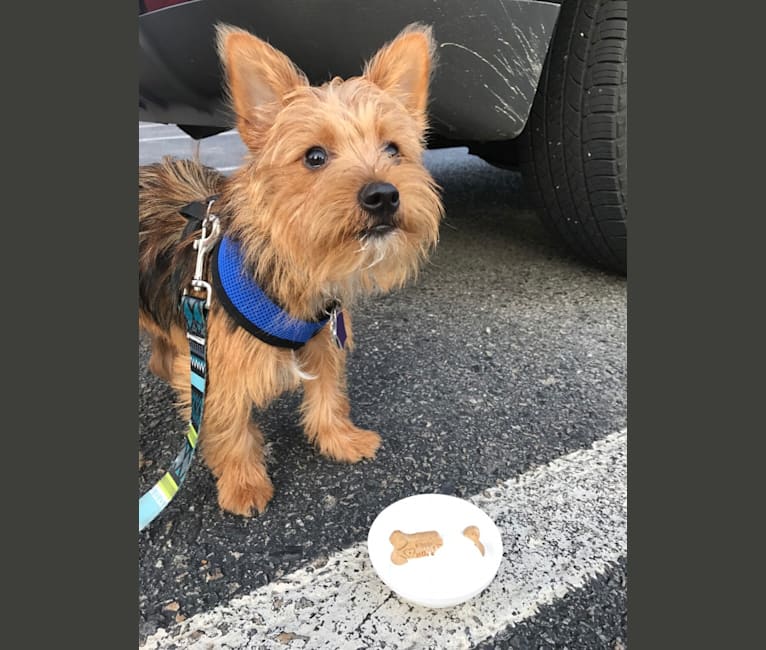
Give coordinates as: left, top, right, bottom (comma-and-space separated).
139, 24, 443, 516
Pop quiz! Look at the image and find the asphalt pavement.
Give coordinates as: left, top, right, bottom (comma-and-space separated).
138, 123, 627, 649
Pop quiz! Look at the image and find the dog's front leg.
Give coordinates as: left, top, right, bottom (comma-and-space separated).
202, 407, 274, 517
298, 316, 381, 462
172, 333, 274, 517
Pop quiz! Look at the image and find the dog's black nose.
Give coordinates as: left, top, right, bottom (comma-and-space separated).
359, 182, 400, 222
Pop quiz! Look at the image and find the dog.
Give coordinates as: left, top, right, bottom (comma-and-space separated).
138, 23, 443, 516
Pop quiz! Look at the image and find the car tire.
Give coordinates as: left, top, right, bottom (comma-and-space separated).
519, 0, 627, 274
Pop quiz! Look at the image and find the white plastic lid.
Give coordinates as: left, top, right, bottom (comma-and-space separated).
367, 493, 503, 608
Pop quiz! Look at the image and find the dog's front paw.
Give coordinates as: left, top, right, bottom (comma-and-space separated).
316, 426, 382, 463
216, 473, 274, 517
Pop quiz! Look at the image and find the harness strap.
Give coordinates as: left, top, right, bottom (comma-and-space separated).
138, 295, 208, 532
211, 236, 331, 349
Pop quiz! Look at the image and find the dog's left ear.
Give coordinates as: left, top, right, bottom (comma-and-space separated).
216, 24, 308, 147
364, 24, 436, 124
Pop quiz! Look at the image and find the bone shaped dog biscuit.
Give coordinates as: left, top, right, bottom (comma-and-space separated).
389, 530, 444, 565
463, 525, 485, 556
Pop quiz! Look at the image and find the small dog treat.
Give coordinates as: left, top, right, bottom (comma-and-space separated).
463, 525, 485, 556
389, 530, 444, 565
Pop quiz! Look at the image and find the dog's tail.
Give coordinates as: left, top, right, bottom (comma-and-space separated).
139, 157, 225, 331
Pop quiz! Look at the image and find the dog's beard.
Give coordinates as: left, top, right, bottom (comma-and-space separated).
357, 227, 402, 271
311, 228, 413, 311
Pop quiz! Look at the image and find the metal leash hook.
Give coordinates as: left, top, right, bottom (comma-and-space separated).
186, 199, 221, 308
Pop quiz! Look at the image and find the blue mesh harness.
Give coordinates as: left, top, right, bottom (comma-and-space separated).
211, 236, 330, 349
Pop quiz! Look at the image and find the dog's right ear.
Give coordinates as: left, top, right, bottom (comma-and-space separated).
216, 24, 307, 148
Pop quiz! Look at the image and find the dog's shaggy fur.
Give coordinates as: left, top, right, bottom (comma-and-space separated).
139, 24, 443, 516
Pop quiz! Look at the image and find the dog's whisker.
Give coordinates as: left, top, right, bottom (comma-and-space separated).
363, 243, 388, 270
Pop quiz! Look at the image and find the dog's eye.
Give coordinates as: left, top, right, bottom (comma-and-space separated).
304, 147, 328, 169
383, 142, 400, 157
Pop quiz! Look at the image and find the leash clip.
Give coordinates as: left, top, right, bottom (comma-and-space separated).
186, 199, 221, 308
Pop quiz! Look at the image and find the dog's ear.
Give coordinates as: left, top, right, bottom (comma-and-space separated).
363, 24, 435, 124
216, 24, 307, 147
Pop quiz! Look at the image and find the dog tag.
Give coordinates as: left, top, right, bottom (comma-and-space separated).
330, 308, 347, 349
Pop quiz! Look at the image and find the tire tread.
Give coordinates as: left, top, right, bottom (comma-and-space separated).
519, 0, 627, 273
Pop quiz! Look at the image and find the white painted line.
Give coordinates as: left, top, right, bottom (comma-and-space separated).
139, 123, 170, 129
139, 134, 193, 143
142, 429, 627, 650
139, 131, 239, 143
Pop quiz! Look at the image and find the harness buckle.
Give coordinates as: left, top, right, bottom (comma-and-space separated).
185, 199, 221, 309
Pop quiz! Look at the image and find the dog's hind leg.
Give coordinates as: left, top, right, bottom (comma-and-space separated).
298, 321, 382, 462
148, 334, 177, 382
139, 314, 182, 383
